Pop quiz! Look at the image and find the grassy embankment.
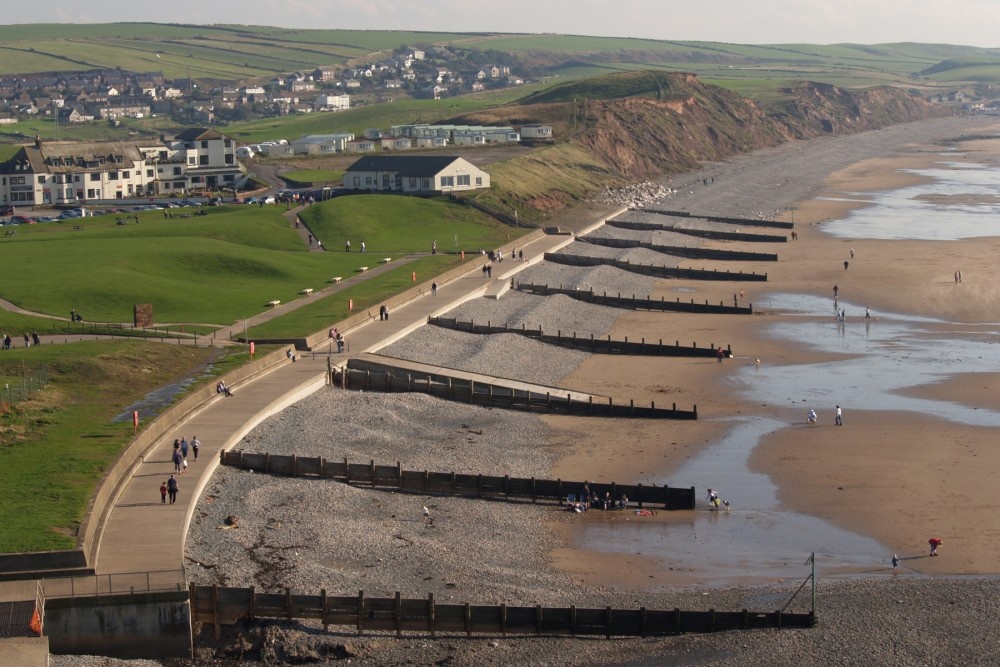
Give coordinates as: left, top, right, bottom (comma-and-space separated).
0, 195, 521, 552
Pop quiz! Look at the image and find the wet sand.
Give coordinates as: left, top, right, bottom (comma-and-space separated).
548, 119, 1000, 586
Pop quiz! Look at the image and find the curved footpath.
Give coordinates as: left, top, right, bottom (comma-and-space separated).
87, 217, 609, 582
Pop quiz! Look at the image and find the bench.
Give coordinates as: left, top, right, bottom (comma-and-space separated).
356, 266, 369, 273
268, 300, 281, 307
301, 288, 313, 296
381, 257, 392, 264
330, 276, 342, 284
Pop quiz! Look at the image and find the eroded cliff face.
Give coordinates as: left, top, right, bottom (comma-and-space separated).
456, 73, 950, 216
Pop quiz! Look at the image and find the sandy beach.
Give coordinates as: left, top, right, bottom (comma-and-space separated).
551, 115, 1000, 585
142, 114, 1000, 667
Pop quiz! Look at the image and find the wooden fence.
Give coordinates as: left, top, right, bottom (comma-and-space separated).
219, 451, 695, 510
607, 219, 787, 243
578, 235, 779, 262
189, 585, 815, 640
644, 209, 796, 230
337, 363, 699, 420
427, 316, 730, 359
514, 282, 753, 316
544, 252, 768, 282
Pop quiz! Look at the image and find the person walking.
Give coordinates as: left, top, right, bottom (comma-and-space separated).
180, 437, 188, 459
835, 405, 843, 426
172, 449, 183, 473
191, 436, 200, 461
160, 481, 167, 504
361, 241, 366, 253
833, 284, 839, 298
844, 260, 849, 271
345, 239, 351, 252
431, 282, 437, 296
167, 475, 178, 504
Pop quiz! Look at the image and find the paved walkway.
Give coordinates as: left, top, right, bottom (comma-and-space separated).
91, 220, 606, 577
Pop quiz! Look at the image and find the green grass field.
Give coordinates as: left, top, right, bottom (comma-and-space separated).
0, 193, 520, 552
0, 341, 229, 552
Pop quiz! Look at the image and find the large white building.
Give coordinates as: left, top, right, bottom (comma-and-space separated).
0, 128, 242, 204
342, 156, 490, 194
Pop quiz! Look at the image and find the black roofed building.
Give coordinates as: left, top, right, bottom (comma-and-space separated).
342, 155, 490, 194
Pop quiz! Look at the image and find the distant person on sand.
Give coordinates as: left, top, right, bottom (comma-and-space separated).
892, 554, 900, 568
929, 537, 942, 556
807, 409, 817, 424
835, 405, 843, 426
850, 248, 855, 259
833, 284, 839, 298
844, 260, 849, 271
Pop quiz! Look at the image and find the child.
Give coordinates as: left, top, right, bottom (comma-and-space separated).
160, 481, 167, 504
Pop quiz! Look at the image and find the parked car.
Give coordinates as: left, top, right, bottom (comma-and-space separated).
261, 195, 276, 205
11, 215, 36, 224
208, 197, 223, 206
243, 197, 257, 205
0, 204, 14, 216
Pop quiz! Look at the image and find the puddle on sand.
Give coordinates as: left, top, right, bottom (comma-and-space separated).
822, 162, 1000, 240
736, 292, 1000, 424
572, 419, 887, 588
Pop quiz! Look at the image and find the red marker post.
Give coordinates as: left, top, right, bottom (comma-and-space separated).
249, 341, 255, 361
132, 410, 139, 435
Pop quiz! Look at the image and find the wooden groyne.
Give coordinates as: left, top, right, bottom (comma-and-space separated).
337, 358, 699, 420
642, 209, 796, 230
606, 219, 787, 243
219, 451, 696, 509
514, 282, 752, 315
427, 316, 730, 359
578, 235, 779, 262
189, 585, 815, 640
544, 251, 767, 282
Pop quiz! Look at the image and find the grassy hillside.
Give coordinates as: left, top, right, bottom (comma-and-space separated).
0, 196, 509, 326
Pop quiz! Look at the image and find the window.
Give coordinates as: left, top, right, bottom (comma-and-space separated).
199, 155, 209, 166
146, 169, 154, 177
201, 141, 209, 149
365, 176, 373, 186
224, 155, 233, 164
457, 175, 470, 187
173, 167, 182, 175
421, 178, 431, 190
408, 177, 418, 189
122, 171, 130, 178
37, 175, 46, 184
440, 176, 454, 188
353, 177, 360, 187
476, 177, 482, 186
108, 172, 118, 181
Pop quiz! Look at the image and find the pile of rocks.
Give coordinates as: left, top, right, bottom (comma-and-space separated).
588, 181, 672, 208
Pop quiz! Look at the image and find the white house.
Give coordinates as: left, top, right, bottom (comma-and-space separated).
315, 93, 350, 111
520, 124, 553, 140
342, 155, 490, 194
291, 133, 355, 154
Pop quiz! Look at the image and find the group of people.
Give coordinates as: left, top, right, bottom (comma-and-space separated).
216, 380, 233, 397
329, 327, 345, 352
706, 488, 730, 511
345, 240, 366, 253
806, 405, 843, 425
162, 436, 201, 504
378, 304, 390, 321
566, 482, 630, 513
1, 332, 39, 349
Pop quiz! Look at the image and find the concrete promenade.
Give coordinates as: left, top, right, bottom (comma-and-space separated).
90, 221, 603, 580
